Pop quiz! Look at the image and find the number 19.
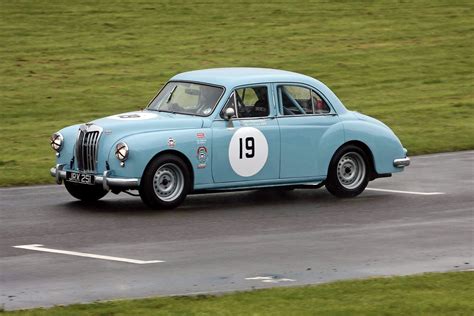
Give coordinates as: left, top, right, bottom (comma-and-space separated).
239, 137, 255, 159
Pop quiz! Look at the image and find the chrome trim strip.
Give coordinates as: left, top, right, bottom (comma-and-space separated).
50, 166, 139, 189
207, 181, 323, 191
394, 157, 410, 168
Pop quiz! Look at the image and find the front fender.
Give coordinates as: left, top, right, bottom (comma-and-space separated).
106, 129, 213, 186
55, 124, 81, 166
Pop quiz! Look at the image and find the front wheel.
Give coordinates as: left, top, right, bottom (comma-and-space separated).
139, 154, 191, 209
326, 145, 369, 198
64, 181, 108, 202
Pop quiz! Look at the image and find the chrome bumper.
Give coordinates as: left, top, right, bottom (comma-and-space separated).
50, 164, 140, 191
393, 157, 410, 168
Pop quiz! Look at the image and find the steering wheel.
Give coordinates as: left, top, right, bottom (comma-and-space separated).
235, 95, 248, 116
168, 103, 184, 112
196, 103, 211, 115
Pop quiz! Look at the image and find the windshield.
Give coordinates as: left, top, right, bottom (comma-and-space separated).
147, 81, 224, 116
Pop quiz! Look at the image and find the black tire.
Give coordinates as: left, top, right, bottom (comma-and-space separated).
325, 145, 370, 198
139, 154, 191, 209
64, 181, 108, 202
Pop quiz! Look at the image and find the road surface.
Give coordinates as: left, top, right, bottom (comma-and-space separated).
1, 151, 473, 310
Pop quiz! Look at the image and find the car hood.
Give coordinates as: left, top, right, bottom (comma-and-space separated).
89, 110, 204, 139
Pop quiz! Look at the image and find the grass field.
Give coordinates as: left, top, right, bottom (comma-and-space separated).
2, 272, 473, 315
0, 1, 473, 186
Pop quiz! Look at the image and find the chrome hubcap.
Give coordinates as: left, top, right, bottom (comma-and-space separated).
153, 163, 184, 202
337, 152, 366, 189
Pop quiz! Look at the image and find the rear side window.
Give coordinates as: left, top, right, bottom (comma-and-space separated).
279, 86, 312, 115
278, 85, 330, 115
311, 90, 330, 114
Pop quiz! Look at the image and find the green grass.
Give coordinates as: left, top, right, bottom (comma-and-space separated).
2, 272, 473, 315
0, 1, 473, 186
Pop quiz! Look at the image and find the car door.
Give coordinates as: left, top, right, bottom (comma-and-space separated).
211, 84, 280, 183
276, 84, 341, 179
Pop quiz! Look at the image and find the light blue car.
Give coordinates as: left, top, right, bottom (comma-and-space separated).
50, 68, 410, 209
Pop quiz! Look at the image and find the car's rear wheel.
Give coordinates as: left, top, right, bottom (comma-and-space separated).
64, 181, 108, 202
140, 154, 191, 209
326, 145, 369, 198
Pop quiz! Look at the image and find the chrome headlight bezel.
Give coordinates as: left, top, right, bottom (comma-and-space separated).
115, 142, 129, 162
50, 132, 64, 152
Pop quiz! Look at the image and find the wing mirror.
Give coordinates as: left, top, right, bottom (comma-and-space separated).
224, 107, 235, 121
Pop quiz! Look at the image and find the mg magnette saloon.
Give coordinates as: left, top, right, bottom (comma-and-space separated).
50, 68, 410, 209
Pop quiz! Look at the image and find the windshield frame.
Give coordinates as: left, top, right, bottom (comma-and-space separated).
146, 80, 226, 117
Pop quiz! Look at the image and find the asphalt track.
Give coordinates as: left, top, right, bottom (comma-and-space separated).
1, 151, 473, 310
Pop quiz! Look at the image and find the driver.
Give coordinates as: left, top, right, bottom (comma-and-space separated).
253, 87, 269, 116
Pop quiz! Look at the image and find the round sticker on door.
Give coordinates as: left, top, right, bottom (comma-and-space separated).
228, 127, 268, 177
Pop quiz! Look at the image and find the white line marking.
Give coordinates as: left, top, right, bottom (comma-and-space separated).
262, 278, 295, 283
245, 276, 273, 280
367, 188, 445, 195
245, 276, 296, 283
13, 244, 164, 264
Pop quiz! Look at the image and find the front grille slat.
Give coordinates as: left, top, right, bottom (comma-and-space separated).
91, 132, 97, 171
84, 133, 88, 171
87, 133, 92, 172
76, 125, 101, 173
94, 132, 99, 166
90, 132, 95, 171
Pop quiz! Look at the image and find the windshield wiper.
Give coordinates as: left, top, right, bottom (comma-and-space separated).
166, 85, 177, 103
157, 109, 178, 115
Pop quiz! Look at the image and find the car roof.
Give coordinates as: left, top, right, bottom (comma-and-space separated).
171, 67, 319, 88
170, 67, 348, 114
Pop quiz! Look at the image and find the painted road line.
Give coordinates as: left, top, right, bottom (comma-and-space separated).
245, 276, 274, 280
262, 278, 295, 283
366, 188, 445, 195
13, 244, 164, 264
245, 276, 295, 283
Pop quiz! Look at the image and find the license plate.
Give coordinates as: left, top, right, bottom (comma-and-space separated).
66, 171, 95, 185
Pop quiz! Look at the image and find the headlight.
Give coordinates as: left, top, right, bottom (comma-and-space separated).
50, 132, 63, 152
115, 142, 129, 162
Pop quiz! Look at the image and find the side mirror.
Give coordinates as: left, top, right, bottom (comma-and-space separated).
224, 107, 235, 121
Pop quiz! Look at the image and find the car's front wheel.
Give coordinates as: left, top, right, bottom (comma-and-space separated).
325, 145, 369, 198
64, 181, 108, 202
139, 154, 191, 209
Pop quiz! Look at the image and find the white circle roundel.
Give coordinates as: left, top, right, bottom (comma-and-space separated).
108, 112, 158, 120
228, 127, 268, 177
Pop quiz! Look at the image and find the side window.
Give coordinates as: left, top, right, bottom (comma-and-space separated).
235, 86, 269, 118
221, 86, 270, 119
279, 86, 313, 115
311, 90, 330, 114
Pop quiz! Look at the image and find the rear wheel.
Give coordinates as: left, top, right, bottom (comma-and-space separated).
139, 154, 191, 209
64, 181, 108, 202
326, 145, 369, 198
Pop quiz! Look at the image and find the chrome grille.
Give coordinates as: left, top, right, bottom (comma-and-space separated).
75, 124, 102, 173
